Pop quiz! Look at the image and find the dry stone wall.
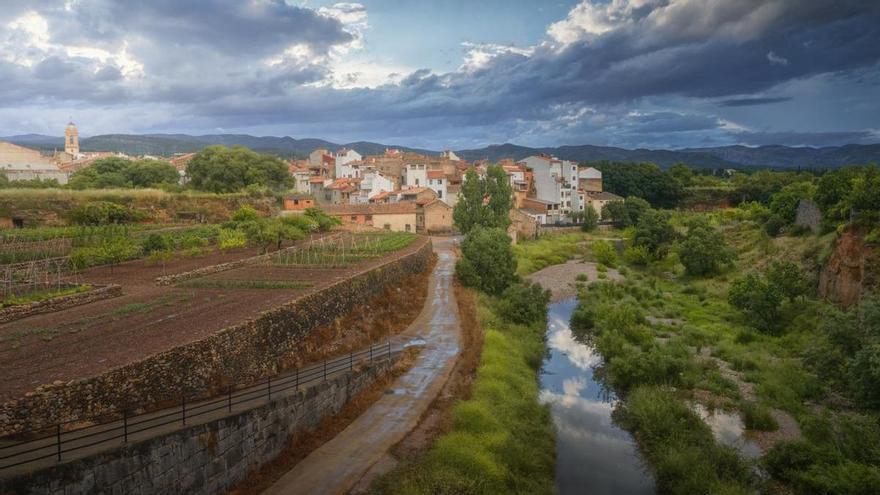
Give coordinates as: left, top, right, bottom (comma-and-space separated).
0, 359, 393, 495
0, 284, 121, 324
0, 238, 432, 436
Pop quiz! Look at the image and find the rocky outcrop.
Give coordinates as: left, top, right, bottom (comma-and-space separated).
819, 230, 879, 308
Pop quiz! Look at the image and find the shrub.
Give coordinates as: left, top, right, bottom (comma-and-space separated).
141, 233, 170, 254
581, 204, 599, 232
455, 227, 518, 295
741, 403, 779, 431
304, 207, 341, 231
765, 214, 786, 237
765, 260, 809, 301
632, 209, 676, 259
231, 205, 260, 222
678, 220, 735, 277
623, 245, 651, 266
591, 240, 618, 267
497, 282, 551, 325
70, 201, 138, 225
728, 273, 783, 332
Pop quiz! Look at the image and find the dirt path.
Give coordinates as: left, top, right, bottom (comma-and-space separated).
262, 238, 461, 495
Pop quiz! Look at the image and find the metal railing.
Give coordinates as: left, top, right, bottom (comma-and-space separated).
0, 340, 398, 474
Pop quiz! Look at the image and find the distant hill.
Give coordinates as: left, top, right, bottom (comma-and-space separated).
1, 133, 878, 169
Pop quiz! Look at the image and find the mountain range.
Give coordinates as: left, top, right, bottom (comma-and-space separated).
3, 133, 879, 170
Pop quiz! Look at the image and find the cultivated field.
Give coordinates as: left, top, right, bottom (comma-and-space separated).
0, 232, 424, 403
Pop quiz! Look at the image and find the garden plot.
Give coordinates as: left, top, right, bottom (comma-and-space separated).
0, 234, 427, 404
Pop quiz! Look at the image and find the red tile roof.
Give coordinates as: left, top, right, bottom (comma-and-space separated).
427, 170, 446, 179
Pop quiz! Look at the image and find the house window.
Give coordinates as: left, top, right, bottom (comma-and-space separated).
405, 224, 411, 232
12, 218, 23, 229
438, 190, 443, 198
384, 224, 391, 230
365, 214, 373, 221
350, 215, 357, 222
415, 178, 420, 186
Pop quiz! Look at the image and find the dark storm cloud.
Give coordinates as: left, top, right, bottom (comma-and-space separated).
719, 97, 792, 107
2, 0, 879, 148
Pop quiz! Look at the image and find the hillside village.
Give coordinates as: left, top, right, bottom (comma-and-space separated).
0, 123, 622, 238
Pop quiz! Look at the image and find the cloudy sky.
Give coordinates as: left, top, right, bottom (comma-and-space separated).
2, 0, 879, 149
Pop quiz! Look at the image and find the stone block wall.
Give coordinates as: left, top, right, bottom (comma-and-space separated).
0, 238, 432, 435
0, 359, 393, 495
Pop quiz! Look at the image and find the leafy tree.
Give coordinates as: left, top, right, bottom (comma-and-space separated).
453, 166, 512, 234
593, 161, 684, 208
141, 233, 171, 254
602, 196, 651, 228
70, 201, 139, 225
581, 204, 599, 232
731, 170, 811, 205
678, 219, 735, 276
231, 205, 261, 222
497, 282, 551, 325
69, 157, 179, 189
769, 181, 817, 223
623, 245, 651, 266
303, 207, 341, 231
766, 260, 809, 301
668, 163, 694, 187
186, 145, 291, 193
728, 273, 783, 332
455, 227, 518, 295
632, 209, 676, 259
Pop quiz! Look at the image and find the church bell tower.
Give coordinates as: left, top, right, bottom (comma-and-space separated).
65, 121, 80, 156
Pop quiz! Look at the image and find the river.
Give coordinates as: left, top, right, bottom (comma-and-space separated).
539, 298, 655, 494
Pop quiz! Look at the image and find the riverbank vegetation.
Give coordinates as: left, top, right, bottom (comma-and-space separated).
375, 165, 555, 494
570, 163, 880, 494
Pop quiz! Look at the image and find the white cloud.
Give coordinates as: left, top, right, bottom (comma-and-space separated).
767, 51, 789, 66
460, 42, 534, 72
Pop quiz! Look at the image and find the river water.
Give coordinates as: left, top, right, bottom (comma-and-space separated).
539, 299, 655, 494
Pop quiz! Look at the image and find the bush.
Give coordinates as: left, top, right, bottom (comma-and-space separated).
728, 273, 783, 332
765, 260, 809, 301
591, 239, 618, 267
678, 220, 735, 277
581, 204, 599, 232
70, 201, 139, 225
304, 207, 341, 231
141, 233, 170, 254
623, 245, 651, 266
765, 214, 786, 237
231, 205, 260, 222
455, 227, 518, 295
741, 402, 779, 431
632, 209, 676, 259
497, 282, 550, 325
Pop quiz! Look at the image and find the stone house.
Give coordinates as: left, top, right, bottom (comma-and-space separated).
323, 202, 419, 232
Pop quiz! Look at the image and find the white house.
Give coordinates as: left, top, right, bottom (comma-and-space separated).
356, 170, 395, 204
335, 149, 363, 178
578, 167, 603, 192
404, 163, 427, 188
426, 170, 448, 203
518, 155, 579, 222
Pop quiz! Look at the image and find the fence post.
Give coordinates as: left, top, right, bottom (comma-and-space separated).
56, 424, 62, 462
323, 359, 327, 381
295, 367, 299, 389
227, 386, 232, 414
123, 409, 128, 443
181, 396, 186, 427
388, 340, 391, 359
370, 345, 373, 363
267, 376, 272, 401
350, 351, 353, 371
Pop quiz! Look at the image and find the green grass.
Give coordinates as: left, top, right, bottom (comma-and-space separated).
512, 232, 587, 276
0, 285, 91, 308
175, 279, 312, 290
619, 386, 753, 494
374, 292, 554, 494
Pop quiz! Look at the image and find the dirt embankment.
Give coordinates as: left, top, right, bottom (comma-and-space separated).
818, 229, 879, 308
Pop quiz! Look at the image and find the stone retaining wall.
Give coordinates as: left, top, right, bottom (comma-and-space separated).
0, 238, 432, 436
0, 285, 122, 324
0, 358, 393, 495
